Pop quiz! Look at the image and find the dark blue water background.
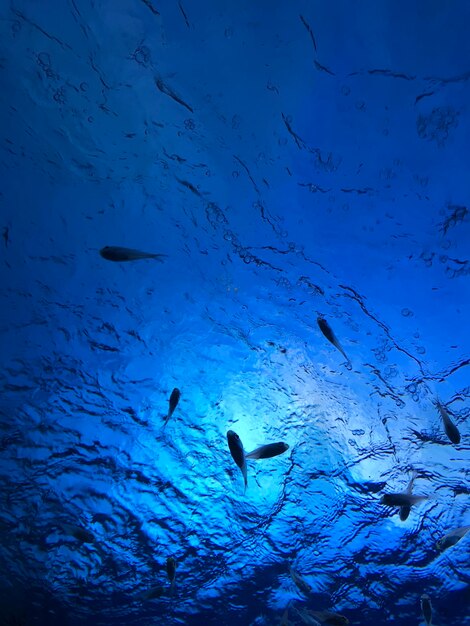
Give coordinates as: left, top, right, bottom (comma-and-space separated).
0, 1, 469, 624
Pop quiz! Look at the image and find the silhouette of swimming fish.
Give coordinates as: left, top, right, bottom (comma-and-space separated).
309, 610, 349, 625
245, 442, 289, 460
61, 523, 95, 543
289, 565, 312, 596
436, 400, 460, 445
163, 388, 181, 427
400, 471, 418, 521
166, 556, 176, 595
100, 246, 167, 262
421, 594, 432, 625
294, 606, 320, 625
381, 493, 428, 507
227, 430, 247, 490
436, 525, 470, 551
317, 316, 350, 364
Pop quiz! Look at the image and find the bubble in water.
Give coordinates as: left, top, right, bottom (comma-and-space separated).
133, 45, 151, 66
37, 52, 51, 68
416, 346, 426, 355
401, 308, 414, 317
384, 366, 398, 378
53, 87, 66, 104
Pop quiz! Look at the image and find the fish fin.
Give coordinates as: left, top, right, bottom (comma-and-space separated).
339, 347, 351, 365
245, 450, 259, 460
151, 253, 168, 262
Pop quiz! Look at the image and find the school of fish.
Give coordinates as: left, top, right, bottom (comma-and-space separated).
99, 247, 467, 625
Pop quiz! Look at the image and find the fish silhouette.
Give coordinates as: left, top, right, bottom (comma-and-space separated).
317, 316, 350, 364
163, 388, 181, 427
227, 430, 247, 490
100, 246, 167, 262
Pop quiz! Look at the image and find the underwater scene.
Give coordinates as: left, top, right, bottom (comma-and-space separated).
0, 1, 469, 624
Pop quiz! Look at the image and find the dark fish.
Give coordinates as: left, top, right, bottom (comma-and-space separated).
399, 504, 411, 522
436, 401, 460, 445
163, 388, 181, 427
280, 607, 290, 626
166, 556, 176, 594
317, 316, 350, 364
436, 525, 470, 551
380, 493, 427, 507
420, 594, 432, 625
309, 610, 349, 625
294, 607, 319, 625
99, 246, 167, 262
289, 565, 312, 596
2, 226, 9, 247
245, 442, 289, 460
400, 471, 417, 521
227, 430, 247, 490
62, 523, 95, 543
142, 585, 165, 600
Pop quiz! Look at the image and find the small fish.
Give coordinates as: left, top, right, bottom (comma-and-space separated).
163, 388, 181, 427
317, 316, 350, 364
289, 565, 312, 596
245, 442, 289, 460
62, 523, 95, 543
436, 525, 470, 551
227, 430, 247, 490
400, 471, 418, 521
142, 585, 165, 600
2, 226, 9, 247
280, 607, 290, 626
436, 401, 460, 445
166, 556, 176, 594
99, 246, 167, 262
309, 611, 349, 626
381, 493, 428, 508
421, 593, 432, 625
294, 607, 321, 626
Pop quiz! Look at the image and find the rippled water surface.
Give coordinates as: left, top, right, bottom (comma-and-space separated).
0, 1, 469, 625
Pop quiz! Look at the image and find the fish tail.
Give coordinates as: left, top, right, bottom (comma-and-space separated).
151, 253, 167, 262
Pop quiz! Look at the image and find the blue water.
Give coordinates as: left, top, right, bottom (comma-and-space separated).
0, 1, 469, 624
